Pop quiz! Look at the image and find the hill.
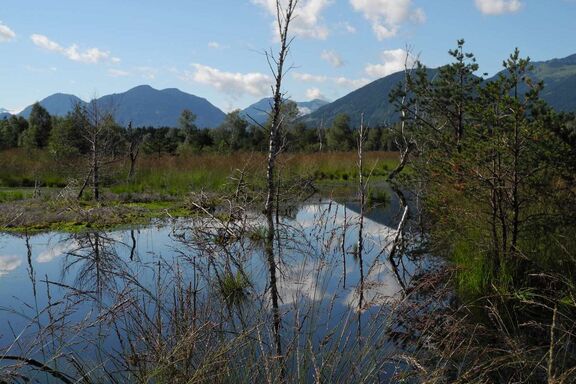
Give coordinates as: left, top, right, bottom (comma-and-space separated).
17, 86, 226, 128
94, 85, 226, 128
519, 53, 576, 112
19, 94, 86, 119
0, 108, 11, 120
299, 71, 413, 128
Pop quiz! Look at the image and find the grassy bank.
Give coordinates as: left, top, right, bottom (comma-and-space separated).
0, 149, 399, 232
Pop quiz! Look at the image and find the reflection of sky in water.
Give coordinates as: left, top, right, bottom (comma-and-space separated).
0, 255, 21, 276
275, 201, 408, 314
0, 200, 424, 379
37, 239, 78, 263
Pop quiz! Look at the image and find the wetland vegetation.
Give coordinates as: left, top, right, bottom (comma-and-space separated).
1, 2, 576, 382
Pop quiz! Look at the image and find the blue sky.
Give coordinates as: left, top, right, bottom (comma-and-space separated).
0, 0, 575, 113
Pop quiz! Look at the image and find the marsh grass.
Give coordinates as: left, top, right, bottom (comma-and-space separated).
0, 189, 29, 202
0, 149, 398, 197
219, 271, 251, 306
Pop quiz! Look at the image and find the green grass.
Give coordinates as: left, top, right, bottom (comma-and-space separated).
0, 189, 30, 202
0, 149, 399, 198
219, 271, 251, 306
451, 238, 490, 298
0, 149, 401, 233
366, 187, 390, 208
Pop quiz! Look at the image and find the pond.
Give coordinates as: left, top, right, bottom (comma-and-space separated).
0, 198, 432, 383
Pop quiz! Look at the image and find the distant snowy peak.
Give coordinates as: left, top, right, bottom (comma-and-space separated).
241, 97, 329, 125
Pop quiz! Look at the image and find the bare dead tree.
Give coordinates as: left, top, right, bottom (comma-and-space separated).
317, 116, 325, 152
264, 0, 298, 362
356, 113, 367, 316
388, 50, 418, 183
126, 122, 142, 181
77, 98, 121, 201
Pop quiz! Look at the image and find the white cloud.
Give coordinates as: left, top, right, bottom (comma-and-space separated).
342, 21, 357, 34
185, 64, 272, 98
0, 22, 16, 42
37, 240, 78, 263
31, 34, 59, 50
108, 68, 130, 77
306, 87, 325, 100
30, 34, 120, 64
410, 7, 427, 23
135, 66, 158, 80
0, 255, 21, 276
364, 48, 415, 78
334, 76, 370, 88
25, 65, 57, 73
293, 72, 328, 82
293, 72, 370, 90
208, 41, 221, 49
349, 0, 425, 40
475, 0, 522, 15
252, 0, 332, 39
321, 50, 344, 67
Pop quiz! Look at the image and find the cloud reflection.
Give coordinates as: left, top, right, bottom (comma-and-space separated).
0, 255, 22, 276
37, 240, 79, 263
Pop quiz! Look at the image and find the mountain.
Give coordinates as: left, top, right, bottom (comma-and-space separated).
0, 108, 11, 120
19, 93, 86, 118
241, 97, 329, 125
299, 71, 412, 128
297, 99, 330, 115
94, 85, 226, 128
17, 85, 226, 128
302, 53, 576, 129
512, 53, 576, 112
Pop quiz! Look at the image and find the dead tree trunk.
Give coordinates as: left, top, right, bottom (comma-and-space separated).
92, 134, 100, 201
357, 114, 366, 314
264, 0, 298, 362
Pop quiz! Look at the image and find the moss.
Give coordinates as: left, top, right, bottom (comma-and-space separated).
0, 198, 196, 234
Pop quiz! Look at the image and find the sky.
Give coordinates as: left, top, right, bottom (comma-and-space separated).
0, 0, 575, 113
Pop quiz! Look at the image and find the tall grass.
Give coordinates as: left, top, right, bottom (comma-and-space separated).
0, 149, 71, 188
0, 149, 398, 198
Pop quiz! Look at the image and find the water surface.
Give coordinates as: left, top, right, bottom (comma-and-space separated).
0, 200, 429, 382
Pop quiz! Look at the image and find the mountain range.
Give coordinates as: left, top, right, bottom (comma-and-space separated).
14, 86, 227, 128
4, 86, 328, 129
2, 53, 575, 129
301, 53, 576, 128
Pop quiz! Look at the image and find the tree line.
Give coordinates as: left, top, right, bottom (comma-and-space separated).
0, 101, 398, 156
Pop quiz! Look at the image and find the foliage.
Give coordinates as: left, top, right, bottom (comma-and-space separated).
20, 102, 52, 149
326, 113, 354, 151
395, 41, 576, 293
389, 40, 576, 383
0, 115, 28, 149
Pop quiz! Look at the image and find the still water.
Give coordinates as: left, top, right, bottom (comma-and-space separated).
0, 199, 430, 382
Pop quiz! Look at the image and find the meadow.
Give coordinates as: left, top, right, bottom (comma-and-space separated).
0, 149, 398, 197
0, 149, 398, 231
